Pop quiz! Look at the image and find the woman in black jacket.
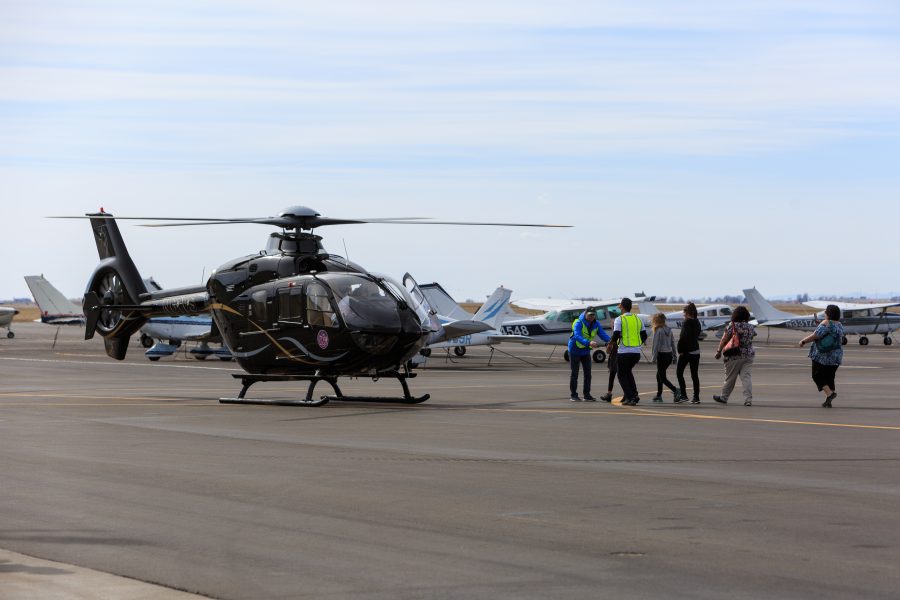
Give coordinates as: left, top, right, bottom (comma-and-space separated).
676, 302, 702, 404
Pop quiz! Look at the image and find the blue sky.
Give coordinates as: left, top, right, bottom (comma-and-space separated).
2, 1, 900, 302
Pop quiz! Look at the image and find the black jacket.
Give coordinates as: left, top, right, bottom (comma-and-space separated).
677, 318, 701, 354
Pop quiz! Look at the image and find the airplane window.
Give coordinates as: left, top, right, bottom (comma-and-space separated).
544, 311, 559, 321
559, 310, 581, 322
306, 282, 337, 328
608, 306, 622, 319
720, 307, 732, 315
708, 309, 718, 317
595, 309, 607, 320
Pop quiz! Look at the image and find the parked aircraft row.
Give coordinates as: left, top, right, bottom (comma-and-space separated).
414, 285, 900, 363
8, 276, 899, 361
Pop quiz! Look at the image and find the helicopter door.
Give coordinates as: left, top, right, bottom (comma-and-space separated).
401, 273, 436, 324
277, 287, 305, 325
305, 281, 339, 328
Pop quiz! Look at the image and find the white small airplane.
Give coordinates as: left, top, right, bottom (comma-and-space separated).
0, 306, 19, 338
419, 283, 527, 356
631, 293, 738, 339
505, 296, 656, 363
743, 287, 900, 346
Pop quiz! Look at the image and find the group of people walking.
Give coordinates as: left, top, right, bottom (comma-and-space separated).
568, 298, 845, 408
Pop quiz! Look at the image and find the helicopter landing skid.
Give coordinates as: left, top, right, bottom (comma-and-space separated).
219, 372, 429, 407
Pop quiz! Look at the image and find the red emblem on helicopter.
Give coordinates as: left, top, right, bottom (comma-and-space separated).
316, 330, 329, 350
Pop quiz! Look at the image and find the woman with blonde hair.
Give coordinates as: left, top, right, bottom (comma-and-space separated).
651, 312, 679, 403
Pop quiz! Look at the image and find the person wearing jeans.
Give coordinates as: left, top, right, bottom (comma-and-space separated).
568, 307, 611, 401
713, 305, 756, 406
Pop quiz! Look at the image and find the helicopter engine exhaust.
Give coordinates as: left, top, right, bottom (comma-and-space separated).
82, 212, 150, 360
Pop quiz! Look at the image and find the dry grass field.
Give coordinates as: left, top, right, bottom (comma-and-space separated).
11, 305, 40, 322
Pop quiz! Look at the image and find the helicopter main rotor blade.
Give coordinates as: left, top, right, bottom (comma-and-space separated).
49, 214, 570, 228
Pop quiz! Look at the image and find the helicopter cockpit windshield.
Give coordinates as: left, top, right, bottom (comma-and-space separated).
320, 274, 404, 331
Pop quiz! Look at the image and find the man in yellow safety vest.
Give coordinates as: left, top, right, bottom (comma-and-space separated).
608, 297, 647, 405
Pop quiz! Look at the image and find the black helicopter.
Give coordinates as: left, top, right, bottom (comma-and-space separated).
59, 206, 568, 406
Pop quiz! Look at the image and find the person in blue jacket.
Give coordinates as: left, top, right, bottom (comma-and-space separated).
568, 307, 611, 401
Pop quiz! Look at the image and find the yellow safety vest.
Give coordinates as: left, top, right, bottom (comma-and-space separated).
572, 319, 598, 349
619, 314, 642, 348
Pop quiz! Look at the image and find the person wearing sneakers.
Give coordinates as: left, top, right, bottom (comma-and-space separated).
799, 304, 844, 408
712, 305, 756, 406
650, 312, 679, 403
567, 307, 611, 402
676, 302, 703, 404
609, 298, 647, 406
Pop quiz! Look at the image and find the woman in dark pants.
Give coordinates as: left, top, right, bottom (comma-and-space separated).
599, 352, 618, 403
799, 304, 844, 407
650, 312, 679, 403
676, 302, 702, 404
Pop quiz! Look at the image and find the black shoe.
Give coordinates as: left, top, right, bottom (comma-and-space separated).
599, 393, 613, 403
690, 397, 700, 404
674, 394, 690, 404
652, 395, 663, 403
630, 396, 640, 405
584, 394, 596, 402
713, 395, 727, 404
570, 394, 581, 402
621, 397, 633, 406
823, 392, 836, 408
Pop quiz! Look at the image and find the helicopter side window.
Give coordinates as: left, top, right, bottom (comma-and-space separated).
277, 288, 305, 324
306, 282, 337, 328
250, 290, 268, 324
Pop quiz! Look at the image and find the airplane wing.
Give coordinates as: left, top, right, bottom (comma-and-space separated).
513, 298, 584, 312
804, 300, 900, 311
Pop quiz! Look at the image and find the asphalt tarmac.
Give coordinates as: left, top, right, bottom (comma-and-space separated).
1, 322, 899, 599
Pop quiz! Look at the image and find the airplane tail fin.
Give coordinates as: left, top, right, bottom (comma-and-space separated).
742, 287, 796, 323
419, 283, 474, 321
82, 212, 149, 359
473, 286, 514, 328
24, 275, 83, 322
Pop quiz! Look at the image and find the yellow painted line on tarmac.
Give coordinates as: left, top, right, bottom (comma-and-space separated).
627, 408, 900, 431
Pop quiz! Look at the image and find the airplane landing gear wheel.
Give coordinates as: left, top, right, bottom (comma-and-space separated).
563, 350, 570, 362
194, 354, 208, 360
842, 335, 848, 346
454, 346, 467, 357
592, 349, 607, 363
148, 356, 161, 362
420, 348, 432, 357
140, 334, 154, 348
884, 337, 893, 346
6, 331, 13, 339
860, 336, 869, 346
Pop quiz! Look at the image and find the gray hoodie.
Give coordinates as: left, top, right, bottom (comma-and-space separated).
651, 325, 677, 363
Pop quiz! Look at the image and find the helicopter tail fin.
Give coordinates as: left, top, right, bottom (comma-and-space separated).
82, 212, 149, 359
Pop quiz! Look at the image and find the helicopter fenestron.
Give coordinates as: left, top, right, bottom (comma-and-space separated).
54, 206, 569, 406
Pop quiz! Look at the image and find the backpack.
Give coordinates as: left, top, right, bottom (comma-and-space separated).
816, 324, 840, 353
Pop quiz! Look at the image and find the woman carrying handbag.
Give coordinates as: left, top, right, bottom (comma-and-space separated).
713, 305, 756, 406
